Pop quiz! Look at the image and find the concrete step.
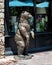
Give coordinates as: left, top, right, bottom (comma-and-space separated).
5, 46, 52, 56
5, 48, 13, 56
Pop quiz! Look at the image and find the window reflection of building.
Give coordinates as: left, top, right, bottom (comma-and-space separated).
36, 7, 48, 32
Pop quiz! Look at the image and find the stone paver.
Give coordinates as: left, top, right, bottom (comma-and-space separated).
0, 51, 52, 65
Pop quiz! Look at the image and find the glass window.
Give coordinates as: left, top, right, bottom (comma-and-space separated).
8, 0, 34, 35
36, 1, 50, 32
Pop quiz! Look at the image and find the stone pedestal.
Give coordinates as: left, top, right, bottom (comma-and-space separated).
0, 0, 5, 58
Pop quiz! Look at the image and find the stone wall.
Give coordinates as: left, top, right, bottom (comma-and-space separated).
0, 0, 5, 58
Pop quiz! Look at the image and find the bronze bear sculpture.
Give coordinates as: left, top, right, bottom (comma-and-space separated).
14, 11, 34, 56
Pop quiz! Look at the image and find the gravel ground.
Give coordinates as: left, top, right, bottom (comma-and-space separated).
0, 51, 52, 65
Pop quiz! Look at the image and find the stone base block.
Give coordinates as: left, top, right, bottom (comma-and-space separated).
0, 45, 5, 58
0, 36, 4, 43
0, 3, 4, 9
0, 0, 4, 2
0, 19, 4, 25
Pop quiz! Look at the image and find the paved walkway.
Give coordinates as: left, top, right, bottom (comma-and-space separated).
0, 51, 52, 65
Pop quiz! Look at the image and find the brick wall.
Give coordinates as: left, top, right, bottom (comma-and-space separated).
0, 0, 5, 58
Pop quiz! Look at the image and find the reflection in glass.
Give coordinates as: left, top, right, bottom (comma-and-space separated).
36, 1, 49, 32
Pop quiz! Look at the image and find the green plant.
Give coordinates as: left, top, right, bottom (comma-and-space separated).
10, 7, 17, 16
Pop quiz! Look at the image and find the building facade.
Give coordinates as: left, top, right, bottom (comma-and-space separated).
0, 0, 52, 59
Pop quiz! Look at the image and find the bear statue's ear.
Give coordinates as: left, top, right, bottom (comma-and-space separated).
23, 11, 29, 16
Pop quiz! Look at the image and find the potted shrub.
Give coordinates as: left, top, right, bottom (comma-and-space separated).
10, 7, 18, 33
10, 7, 17, 23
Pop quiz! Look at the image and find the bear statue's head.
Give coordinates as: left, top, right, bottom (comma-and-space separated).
20, 11, 32, 20
20, 11, 33, 25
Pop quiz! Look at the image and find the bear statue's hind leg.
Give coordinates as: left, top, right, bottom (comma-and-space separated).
17, 41, 25, 55
16, 41, 26, 59
23, 35, 30, 55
